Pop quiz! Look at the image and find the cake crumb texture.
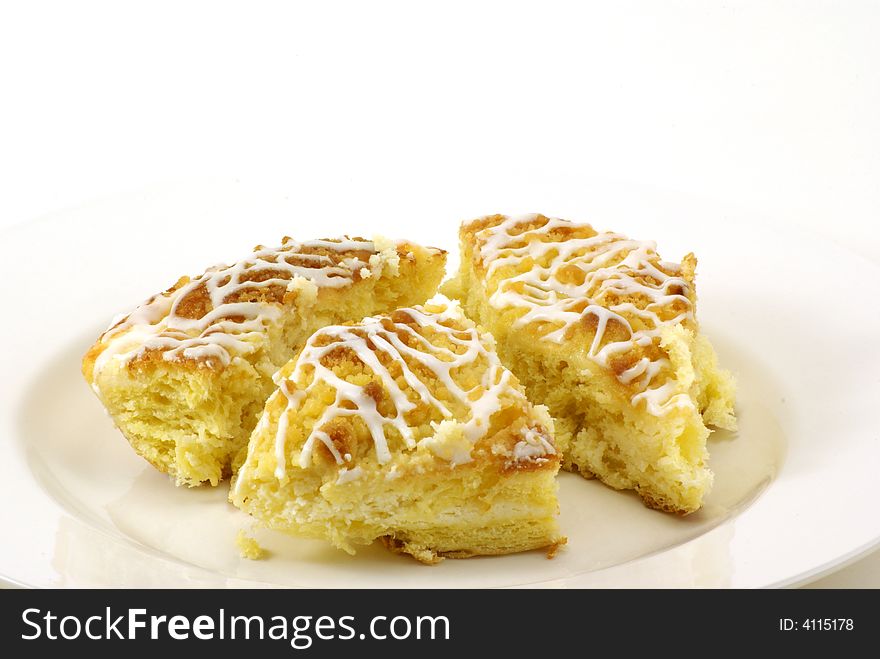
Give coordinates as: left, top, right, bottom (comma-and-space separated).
236, 529, 267, 560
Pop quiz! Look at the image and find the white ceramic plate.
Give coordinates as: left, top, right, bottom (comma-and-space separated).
2, 180, 879, 588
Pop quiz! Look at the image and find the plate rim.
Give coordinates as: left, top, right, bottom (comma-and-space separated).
3, 181, 879, 589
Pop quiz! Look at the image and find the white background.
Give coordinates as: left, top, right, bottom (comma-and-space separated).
0, 1, 877, 587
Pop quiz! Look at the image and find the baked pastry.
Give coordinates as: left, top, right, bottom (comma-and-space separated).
231, 297, 563, 563
444, 214, 736, 513
83, 235, 446, 487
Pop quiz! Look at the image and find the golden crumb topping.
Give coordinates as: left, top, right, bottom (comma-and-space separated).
87, 236, 422, 380
464, 214, 698, 415
236, 297, 556, 488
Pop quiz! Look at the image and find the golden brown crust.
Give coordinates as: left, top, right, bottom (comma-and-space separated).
545, 537, 567, 559
379, 534, 567, 565
638, 490, 694, 515
563, 456, 695, 514
379, 537, 445, 565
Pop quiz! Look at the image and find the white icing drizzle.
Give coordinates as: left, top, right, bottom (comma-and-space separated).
91, 236, 395, 381
267, 298, 552, 480
473, 214, 695, 415
335, 466, 364, 484
512, 427, 557, 464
